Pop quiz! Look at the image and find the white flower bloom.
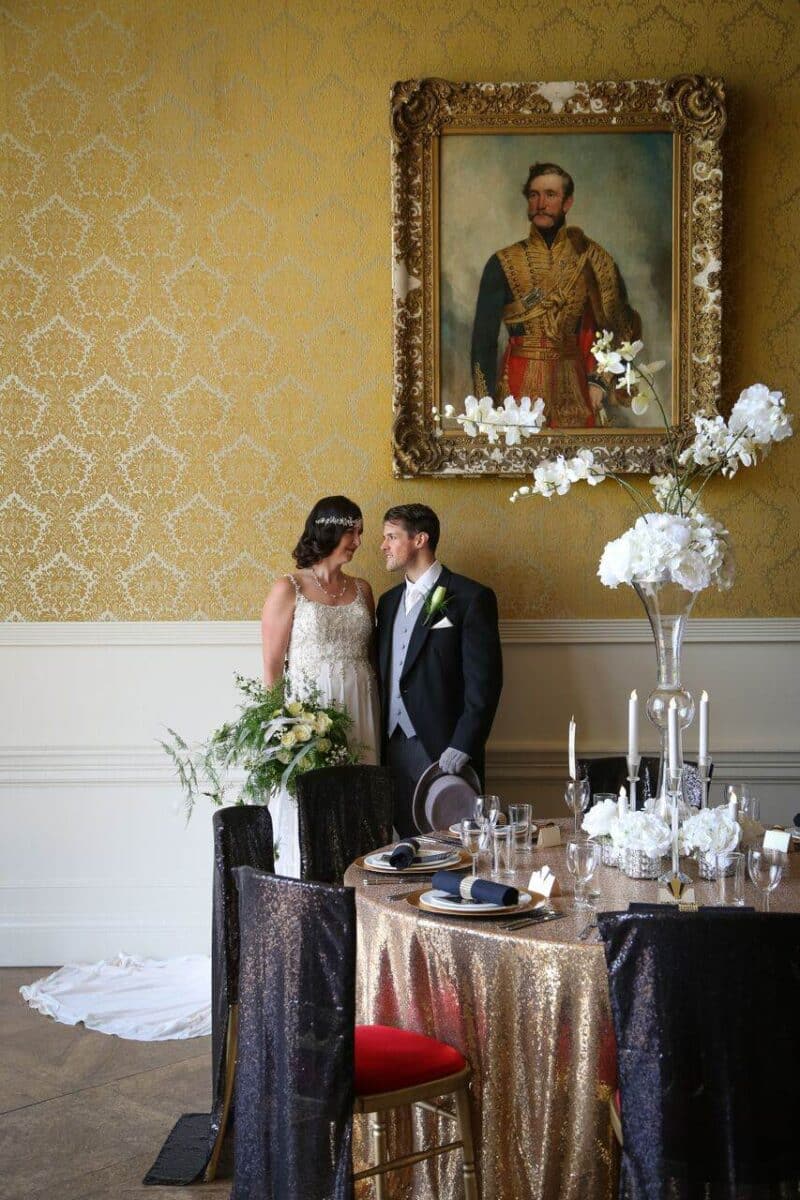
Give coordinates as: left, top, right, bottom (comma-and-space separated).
618, 339, 644, 361
730, 384, 792, 447
609, 810, 671, 855
680, 806, 741, 855
671, 548, 711, 592
456, 394, 545, 446
582, 797, 618, 839
592, 347, 625, 375
630, 390, 650, 415
443, 404, 456, 417
597, 510, 733, 592
591, 329, 615, 354
598, 534, 634, 587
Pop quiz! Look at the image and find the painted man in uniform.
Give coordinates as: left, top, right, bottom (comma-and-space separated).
470, 162, 641, 428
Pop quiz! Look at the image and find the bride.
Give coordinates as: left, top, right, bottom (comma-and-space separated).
261, 495, 381, 876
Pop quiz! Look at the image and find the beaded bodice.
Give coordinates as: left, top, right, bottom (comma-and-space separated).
285, 577, 373, 682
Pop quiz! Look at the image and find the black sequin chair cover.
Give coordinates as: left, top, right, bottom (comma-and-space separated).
598, 910, 800, 1199
579, 755, 710, 810
296, 764, 394, 884
144, 804, 275, 1185
232, 866, 356, 1200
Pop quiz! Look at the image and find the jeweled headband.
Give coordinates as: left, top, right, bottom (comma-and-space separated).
315, 515, 361, 526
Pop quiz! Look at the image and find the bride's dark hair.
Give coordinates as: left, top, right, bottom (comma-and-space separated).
292, 496, 363, 568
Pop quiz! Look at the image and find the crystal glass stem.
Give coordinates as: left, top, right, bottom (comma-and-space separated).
633, 578, 697, 809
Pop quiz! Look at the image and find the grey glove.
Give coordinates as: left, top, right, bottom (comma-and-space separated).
439, 746, 469, 775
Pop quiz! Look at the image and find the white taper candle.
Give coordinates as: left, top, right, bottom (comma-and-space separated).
568, 716, 577, 782
668, 697, 679, 773
699, 690, 709, 762
628, 689, 639, 761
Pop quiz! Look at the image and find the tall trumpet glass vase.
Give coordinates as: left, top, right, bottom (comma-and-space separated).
633, 577, 697, 810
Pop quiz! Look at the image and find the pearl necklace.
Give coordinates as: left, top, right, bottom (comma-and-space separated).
310, 567, 349, 600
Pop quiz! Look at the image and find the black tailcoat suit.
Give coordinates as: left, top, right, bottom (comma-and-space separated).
376, 567, 503, 829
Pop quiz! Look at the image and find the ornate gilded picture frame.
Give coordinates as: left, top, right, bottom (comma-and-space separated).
391, 77, 725, 477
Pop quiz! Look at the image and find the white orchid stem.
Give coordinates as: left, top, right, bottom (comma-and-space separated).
635, 365, 684, 510
603, 471, 655, 517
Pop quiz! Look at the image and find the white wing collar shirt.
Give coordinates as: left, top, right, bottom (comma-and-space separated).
404, 560, 443, 615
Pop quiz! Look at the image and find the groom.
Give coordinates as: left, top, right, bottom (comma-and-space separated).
377, 503, 503, 836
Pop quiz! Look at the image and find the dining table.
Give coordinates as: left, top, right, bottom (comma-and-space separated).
344, 822, 800, 1200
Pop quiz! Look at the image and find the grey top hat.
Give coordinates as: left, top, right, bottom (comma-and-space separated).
411, 761, 482, 834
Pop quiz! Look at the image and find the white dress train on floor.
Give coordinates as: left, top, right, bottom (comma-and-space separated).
20, 952, 211, 1041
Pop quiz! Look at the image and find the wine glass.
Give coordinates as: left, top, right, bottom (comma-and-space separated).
564, 778, 590, 836
460, 819, 483, 877
480, 795, 501, 827
566, 837, 601, 910
747, 846, 785, 912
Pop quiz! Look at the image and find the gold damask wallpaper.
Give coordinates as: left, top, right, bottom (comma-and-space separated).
1, 0, 798, 620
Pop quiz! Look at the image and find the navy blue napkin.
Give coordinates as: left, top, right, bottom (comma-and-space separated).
432, 870, 518, 906
389, 838, 419, 869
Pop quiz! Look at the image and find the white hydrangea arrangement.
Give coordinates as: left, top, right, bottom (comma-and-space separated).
451, 335, 792, 594
581, 797, 618, 840
679, 806, 741, 856
609, 810, 672, 857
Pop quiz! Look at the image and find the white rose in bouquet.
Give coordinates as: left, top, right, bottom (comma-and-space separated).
582, 797, 618, 840
314, 711, 333, 734
679, 806, 741, 855
610, 810, 672, 856
293, 723, 313, 743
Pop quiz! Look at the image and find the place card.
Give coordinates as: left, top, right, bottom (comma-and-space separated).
763, 828, 792, 853
536, 823, 561, 849
528, 865, 561, 899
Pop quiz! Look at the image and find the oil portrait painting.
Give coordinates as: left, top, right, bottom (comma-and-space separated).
391, 78, 725, 477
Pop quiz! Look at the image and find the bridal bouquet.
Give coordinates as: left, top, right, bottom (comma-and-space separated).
450, 334, 792, 593
161, 674, 359, 817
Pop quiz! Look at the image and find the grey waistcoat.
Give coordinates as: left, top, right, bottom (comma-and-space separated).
387, 598, 420, 738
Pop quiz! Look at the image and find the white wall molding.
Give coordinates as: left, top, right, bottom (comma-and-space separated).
2, 744, 799, 787
1, 617, 799, 647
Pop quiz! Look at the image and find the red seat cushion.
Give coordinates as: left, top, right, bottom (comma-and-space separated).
354, 1024, 466, 1095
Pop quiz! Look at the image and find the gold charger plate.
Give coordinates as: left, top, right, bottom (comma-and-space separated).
354, 849, 471, 874
403, 886, 535, 918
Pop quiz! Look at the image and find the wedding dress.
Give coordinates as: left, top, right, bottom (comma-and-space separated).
20, 578, 379, 1042
270, 575, 380, 876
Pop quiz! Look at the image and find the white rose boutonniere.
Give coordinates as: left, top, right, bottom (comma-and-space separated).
423, 584, 451, 626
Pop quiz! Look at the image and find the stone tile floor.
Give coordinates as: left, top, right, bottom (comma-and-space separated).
1, 968, 230, 1200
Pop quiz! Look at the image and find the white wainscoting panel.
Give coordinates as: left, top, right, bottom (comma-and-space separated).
2, 620, 798, 965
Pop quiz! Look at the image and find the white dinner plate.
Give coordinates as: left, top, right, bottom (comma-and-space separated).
447, 821, 537, 836
362, 849, 462, 874
418, 888, 534, 916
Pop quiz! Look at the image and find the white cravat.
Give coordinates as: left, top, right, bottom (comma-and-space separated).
404, 560, 442, 615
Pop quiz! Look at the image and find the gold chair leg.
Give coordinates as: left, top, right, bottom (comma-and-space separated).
204, 1003, 239, 1182
454, 1084, 478, 1200
369, 1112, 389, 1200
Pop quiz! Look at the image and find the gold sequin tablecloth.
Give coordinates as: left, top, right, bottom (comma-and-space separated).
344, 837, 800, 1200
